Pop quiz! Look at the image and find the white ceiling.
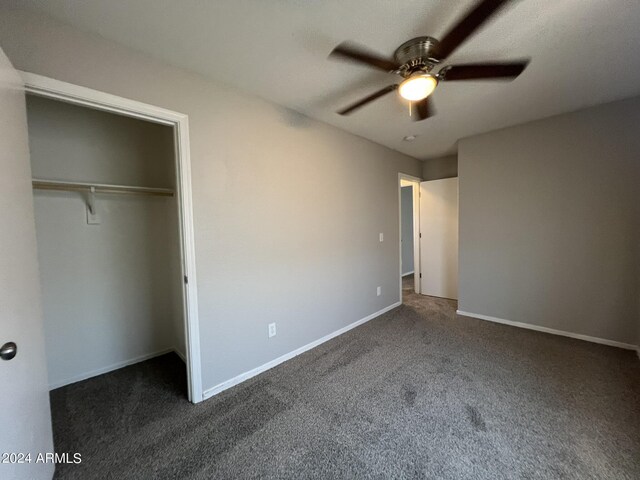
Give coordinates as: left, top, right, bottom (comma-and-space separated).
9, 0, 640, 159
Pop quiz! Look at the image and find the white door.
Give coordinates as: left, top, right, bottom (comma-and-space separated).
0, 48, 55, 479
419, 178, 458, 299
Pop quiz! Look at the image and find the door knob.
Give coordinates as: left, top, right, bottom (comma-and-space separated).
0, 342, 17, 360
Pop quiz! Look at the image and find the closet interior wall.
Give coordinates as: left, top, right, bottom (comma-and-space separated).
26, 95, 185, 389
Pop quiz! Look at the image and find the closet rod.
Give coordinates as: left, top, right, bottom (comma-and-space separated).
32, 179, 174, 197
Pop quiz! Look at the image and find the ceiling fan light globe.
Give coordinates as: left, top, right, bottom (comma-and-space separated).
399, 74, 438, 101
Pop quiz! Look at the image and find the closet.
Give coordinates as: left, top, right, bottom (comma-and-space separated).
25, 94, 186, 392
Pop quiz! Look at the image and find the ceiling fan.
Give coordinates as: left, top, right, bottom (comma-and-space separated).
329, 0, 529, 121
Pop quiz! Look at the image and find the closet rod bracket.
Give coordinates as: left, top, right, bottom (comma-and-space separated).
86, 186, 100, 225
87, 186, 96, 215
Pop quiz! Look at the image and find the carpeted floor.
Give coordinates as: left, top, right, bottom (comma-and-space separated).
402, 273, 415, 291
50, 286, 640, 479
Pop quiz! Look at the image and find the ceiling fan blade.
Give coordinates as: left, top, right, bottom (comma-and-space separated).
434, 0, 513, 60
337, 85, 398, 115
440, 61, 528, 81
411, 96, 435, 121
330, 42, 400, 72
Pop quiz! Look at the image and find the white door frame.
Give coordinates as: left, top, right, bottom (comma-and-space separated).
398, 173, 422, 300
20, 71, 203, 403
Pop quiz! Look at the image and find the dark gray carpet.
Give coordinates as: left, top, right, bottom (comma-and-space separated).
51, 289, 640, 479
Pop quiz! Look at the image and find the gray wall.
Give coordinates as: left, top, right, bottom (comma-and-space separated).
422, 155, 457, 180
27, 95, 185, 388
401, 186, 414, 275
459, 97, 640, 345
0, 9, 423, 392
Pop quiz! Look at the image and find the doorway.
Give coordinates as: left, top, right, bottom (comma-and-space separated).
22, 72, 202, 403
398, 173, 421, 301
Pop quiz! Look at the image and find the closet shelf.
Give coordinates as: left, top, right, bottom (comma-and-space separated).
32, 179, 174, 197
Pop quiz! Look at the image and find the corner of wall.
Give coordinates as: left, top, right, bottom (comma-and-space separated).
422, 154, 458, 181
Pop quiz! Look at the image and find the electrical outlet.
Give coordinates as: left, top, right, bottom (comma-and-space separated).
268, 323, 276, 338
377, 286, 381, 296
379, 233, 384, 242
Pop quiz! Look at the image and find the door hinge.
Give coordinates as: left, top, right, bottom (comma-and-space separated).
184, 275, 188, 284
419, 273, 422, 278
419, 232, 422, 238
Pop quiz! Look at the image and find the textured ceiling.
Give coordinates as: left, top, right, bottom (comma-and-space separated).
8, 0, 640, 159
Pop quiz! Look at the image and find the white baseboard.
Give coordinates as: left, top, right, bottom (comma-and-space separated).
402, 271, 415, 277
203, 301, 402, 400
48, 347, 179, 390
456, 310, 637, 350
174, 348, 186, 363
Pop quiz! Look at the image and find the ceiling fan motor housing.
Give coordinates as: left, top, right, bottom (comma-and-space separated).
394, 36, 440, 75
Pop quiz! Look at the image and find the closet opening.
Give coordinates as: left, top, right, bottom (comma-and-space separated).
24, 80, 200, 404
